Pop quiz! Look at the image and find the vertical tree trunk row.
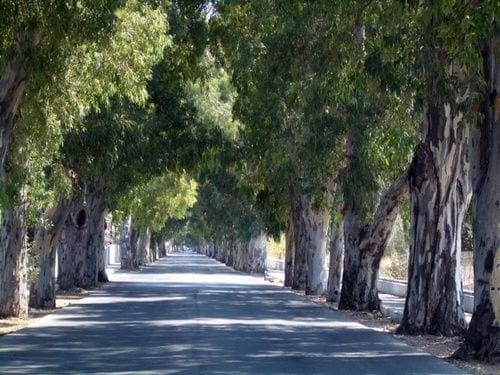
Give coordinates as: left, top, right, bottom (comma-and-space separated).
0, 58, 28, 181
284, 216, 295, 287
138, 227, 152, 266
120, 217, 140, 270
340, 171, 408, 311
400, 103, 471, 336
29, 198, 71, 309
247, 231, 267, 274
327, 218, 344, 303
87, 194, 108, 283
0, 204, 28, 318
300, 195, 329, 296
58, 192, 108, 291
290, 185, 306, 290
204, 232, 267, 275
454, 34, 500, 362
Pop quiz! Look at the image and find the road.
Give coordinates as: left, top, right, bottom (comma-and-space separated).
0, 253, 465, 374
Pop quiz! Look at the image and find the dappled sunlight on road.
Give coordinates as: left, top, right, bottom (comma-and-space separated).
0, 253, 465, 374
150, 317, 366, 329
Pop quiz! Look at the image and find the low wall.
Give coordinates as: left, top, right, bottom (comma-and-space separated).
267, 258, 285, 271
267, 258, 474, 313
108, 244, 120, 264
378, 278, 473, 314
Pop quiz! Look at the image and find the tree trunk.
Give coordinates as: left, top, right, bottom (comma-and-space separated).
57, 198, 88, 290
399, 106, 471, 336
214, 242, 223, 262
29, 199, 71, 309
454, 35, 500, 362
207, 242, 214, 258
0, 204, 28, 318
159, 237, 167, 257
298, 195, 329, 296
119, 217, 132, 269
120, 217, 140, 270
290, 185, 307, 291
247, 231, 267, 273
87, 194, 107, 283
226, 236, 235, 267
58, 196, 100, 290
339, 172, 408, 311
234, 239, 246, 271
138, 227, 152, 266
152, 241, 158, 262
327, 218, 344, 303
284, 217, 295, 287
0, 57, 28, 182
0, 57, 29, 319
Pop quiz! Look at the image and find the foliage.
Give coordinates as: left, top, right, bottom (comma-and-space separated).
267, 235, 285, 260
1, 0, 171, 214
120, 172, 198, 233
210, 0, 418, 230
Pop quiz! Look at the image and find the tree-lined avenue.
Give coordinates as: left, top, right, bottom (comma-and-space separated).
0, 254, 464, 374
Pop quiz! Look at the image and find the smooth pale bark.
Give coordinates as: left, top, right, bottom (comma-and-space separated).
120, 217, 140, 270
327, 218, 344, 303
234, 239, 246, 271
119, 217, 133, 269
138, 227, 152, 266
454, 36, 500, 362
247, 231, 267, 273
29, 199, 71, 309
284, 217, 295, 287
298, 196, 329, 296
399, 104, 471, 336
339, 172, 408, 311
145, 228, 153, 263
0, 204, 28, 318
290, 185, 307, 291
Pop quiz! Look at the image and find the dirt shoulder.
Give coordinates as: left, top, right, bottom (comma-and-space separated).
309, 293, 498, 375
0, 288, 91, 337
264, 273, 498, 375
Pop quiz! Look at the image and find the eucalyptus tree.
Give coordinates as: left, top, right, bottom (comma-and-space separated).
0, 0, 121, 318
0, 0, 123, 180
166, 54, 271, 271
212, 1, 417, 301
55, 100, 151, 290
1, 0, 169, 316
453, 23, 500, 362
212, 0, 344, 295
333, 1, 420, 311
399, 1, 498, 337
118, 172, 198, 267
183, 156, 268, 272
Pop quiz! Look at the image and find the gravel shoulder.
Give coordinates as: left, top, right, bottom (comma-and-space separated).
271, 279, 499, 375
0, 288, 91, 336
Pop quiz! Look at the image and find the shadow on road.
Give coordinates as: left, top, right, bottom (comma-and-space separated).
0, 253, 464, 374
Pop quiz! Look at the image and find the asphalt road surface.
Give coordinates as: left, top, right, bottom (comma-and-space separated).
0, 253, 466, 374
